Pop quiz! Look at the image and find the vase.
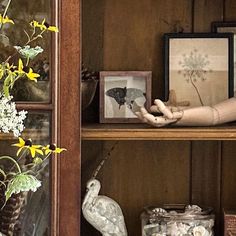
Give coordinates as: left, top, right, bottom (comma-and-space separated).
81, 79, 98, 110
0, 187, 27, 236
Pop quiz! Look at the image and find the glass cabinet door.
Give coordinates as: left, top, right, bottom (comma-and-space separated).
0, 0, 58, 235
0, 0, 52, 102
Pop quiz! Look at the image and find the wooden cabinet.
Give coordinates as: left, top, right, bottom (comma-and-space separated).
80, 0, 236, 235
58, 0, 81, 235
81, 129, 236, 236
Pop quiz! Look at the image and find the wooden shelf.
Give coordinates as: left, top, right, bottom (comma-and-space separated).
82, 123, 236, 140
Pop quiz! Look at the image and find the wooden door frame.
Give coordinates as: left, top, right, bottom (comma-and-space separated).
57, 0, 81, 235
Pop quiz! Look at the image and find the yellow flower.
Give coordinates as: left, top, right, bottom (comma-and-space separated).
30, 19, 46, 30
16, 58, 24, 74
16, 59, 40, 82
30, 19, 58, 32
24, 67, 40, 82
46, 25, 59, 32
12, 137, 43, 158
6, 63, 17, 76
43, 144, 66, 155
0, 63, 16, 81
0, 15, 14, 24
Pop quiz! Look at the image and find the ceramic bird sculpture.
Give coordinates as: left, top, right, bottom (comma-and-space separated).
82, 178, 128, 236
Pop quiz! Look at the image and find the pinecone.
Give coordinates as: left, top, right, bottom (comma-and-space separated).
0, 187, 27, 236
82, 65, 99, 81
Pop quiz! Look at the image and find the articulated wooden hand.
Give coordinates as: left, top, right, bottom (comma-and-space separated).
136, 97, 236, 127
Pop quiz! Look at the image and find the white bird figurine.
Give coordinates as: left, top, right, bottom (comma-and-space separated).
82, 178, 128, 236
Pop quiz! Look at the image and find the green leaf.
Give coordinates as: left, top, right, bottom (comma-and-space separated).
5, 173, 41, 202
3, 74, 11, 97
0, 68, 4, 80
9, 74, 15, 89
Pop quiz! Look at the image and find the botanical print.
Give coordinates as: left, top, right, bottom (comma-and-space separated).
178, 49, 212, 106
170, 38, 229, 107
104, 76, 146, 118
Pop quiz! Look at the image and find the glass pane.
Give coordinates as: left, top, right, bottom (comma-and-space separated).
0, 0, 51, 102
0, 112, 51, 236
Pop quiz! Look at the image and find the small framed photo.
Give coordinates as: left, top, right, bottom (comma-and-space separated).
212, 22, 236, 96
99, 71, 152, 123
164, 33, 234, 108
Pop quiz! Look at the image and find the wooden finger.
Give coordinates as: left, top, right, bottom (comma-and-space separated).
142, 112, 177, 127
154, 99, 174, 119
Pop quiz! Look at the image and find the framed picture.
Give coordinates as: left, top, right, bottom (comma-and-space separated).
99, 71, 152, 123
212, 22, 236, 96
164, 33, 234, 108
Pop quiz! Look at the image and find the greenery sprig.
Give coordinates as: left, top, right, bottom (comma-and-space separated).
0, 138, 66, 205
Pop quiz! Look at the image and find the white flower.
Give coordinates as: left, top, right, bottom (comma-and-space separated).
0, 94, 27, 137
193, 226, 210, 236
14, 45, 43, 59
5, 173, 41, 201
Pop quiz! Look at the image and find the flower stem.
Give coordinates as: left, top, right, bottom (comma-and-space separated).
0, 156, 22, 174
25, 30, 46, 45
8, 74, 21, 91
34, 153, 51, 177
13, 148, 28, 169
5, 30, 46, 63
0, 0, 12, 31
26, 56, 30, 66
24, 153, 51, 178
189, 73, 204, 106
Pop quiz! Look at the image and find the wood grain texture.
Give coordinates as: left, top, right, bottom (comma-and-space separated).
191, 141, 222, 233
81, 141, 191, 236
221, 142, 236, 210
59, 0, 81, 235
82, 0, 105, 71
224, 0, 236, 20
82, 123, 236, 140
221, 142, 236, 235
194, 0, 224, 32
103, 0, 192, 99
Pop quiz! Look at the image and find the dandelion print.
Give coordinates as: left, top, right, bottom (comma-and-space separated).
179, 49, 212, 106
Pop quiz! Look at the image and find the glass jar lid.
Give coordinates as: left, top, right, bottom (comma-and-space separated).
141, 204, 214, 223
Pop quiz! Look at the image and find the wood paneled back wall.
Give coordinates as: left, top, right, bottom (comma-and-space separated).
82, 0, 236, 235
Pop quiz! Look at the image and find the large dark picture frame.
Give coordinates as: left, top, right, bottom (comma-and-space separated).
100, 71, 152, 123
212, 21, 236, 97
164, 33, 234, 108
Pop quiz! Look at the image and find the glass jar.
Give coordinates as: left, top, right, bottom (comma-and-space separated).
141, 204, 214, 236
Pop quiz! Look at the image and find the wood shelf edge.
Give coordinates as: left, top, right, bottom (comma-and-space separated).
82, 124, 236, 140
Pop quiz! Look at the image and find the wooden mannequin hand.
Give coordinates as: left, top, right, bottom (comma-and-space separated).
136, 97, 236, 127
136, 99, 183, 127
